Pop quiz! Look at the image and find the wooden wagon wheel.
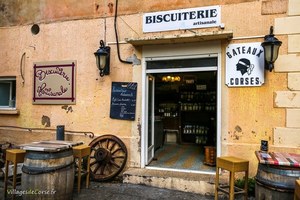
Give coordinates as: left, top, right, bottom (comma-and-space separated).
89, 134, 128, 181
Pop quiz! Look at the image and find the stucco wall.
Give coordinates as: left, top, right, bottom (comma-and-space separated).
0, 16, 142, 167
1, 0, 258, 27
0, 0, 299, 177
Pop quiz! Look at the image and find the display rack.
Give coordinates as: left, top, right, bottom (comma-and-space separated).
179, 83, 216, 145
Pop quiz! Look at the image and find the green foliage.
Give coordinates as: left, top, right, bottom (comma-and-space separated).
235, 177, 256, 197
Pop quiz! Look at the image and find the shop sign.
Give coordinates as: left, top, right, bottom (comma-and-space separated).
225, 43, 264, 87
143, 6, 221, 33
33, 60, 76, 104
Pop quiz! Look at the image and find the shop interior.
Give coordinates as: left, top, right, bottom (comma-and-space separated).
147, 71, 217, 172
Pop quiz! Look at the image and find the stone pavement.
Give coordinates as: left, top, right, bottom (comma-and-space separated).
0, 177, 215, 200
72, 181, 215, 200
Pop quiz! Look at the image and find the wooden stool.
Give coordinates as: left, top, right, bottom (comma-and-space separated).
215, 156, 249, 200
4, 149, 26, 200
295, 180, 300, 200
73, 145, 91, 193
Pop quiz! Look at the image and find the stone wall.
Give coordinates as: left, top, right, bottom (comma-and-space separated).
274, 0, 300, 148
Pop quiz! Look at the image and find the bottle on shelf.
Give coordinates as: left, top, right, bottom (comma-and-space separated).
183, 125, 209, 135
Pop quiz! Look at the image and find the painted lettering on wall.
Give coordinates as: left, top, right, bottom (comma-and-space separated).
33, 61, 76, 104
143, 6, 221, 33
225, 43, 265, 87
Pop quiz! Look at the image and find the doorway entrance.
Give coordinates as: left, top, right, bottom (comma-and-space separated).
144, 56, 219, 173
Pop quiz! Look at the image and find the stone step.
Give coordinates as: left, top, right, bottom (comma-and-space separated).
123, 168, 216, 195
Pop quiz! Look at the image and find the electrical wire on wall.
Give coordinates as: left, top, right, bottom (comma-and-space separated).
20, 52, 26, 86
104, 17, 107, 44
114, 0, 132, 64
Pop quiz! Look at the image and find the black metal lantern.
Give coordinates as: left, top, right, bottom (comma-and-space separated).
94, 40, 110, 77
261, 26, 282, 72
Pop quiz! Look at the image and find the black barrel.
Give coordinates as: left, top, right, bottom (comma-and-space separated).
255, 163, 300, 200
22, 148, 74, 200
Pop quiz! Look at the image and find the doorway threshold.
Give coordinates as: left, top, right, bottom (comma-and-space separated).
145, 166, 215, 175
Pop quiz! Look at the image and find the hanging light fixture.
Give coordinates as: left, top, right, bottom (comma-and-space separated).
94, 40, 110, 77
162, 75, 181, 82
261, 26, 282, 72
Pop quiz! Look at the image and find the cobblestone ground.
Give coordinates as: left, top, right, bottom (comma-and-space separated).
0, 176, 215, 200
73, 181, 215, 200
0, 175, 256, 200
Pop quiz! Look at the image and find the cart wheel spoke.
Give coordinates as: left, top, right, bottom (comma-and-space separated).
109, 141, 117, 151
111, 147, 122, 155
110, 160, 121, 169
100, 164, 106, 175
90, 160, 98, 166
93, 163, 101, 174
112, 155, 125, 159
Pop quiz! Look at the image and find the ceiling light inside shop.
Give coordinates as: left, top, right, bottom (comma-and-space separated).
162, 75, 181, 82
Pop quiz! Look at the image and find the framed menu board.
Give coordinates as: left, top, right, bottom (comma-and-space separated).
110, 82, 137, 120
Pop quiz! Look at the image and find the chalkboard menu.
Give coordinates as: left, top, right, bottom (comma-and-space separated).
110, 82, 137, 120
260, 140, 268, 152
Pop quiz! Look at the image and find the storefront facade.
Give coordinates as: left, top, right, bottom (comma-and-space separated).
1, 0, 300, 187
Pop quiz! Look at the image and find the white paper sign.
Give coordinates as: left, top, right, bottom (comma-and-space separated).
143, 6, 221, 33
225, 43, 265, 87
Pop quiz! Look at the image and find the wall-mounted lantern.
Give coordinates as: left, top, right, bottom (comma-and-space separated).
94, 40, 110, 77
261, 26, 282, 72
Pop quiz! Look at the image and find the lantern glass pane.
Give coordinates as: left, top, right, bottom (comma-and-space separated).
96, 56, 100, 69
272, 45, 280, 62
99, 55, 106, 69
264, 45, 272, 62
96, 54, 107, 70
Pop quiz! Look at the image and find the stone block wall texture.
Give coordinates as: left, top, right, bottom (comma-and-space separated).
273, 0, 300, 147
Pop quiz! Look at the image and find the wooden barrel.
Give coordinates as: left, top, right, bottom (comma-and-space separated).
21, 149, 74, 200
255, 163, 300, 200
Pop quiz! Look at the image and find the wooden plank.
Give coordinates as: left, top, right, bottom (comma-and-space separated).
20, 140, 83, 152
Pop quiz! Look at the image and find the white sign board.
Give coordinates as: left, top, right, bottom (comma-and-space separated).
143, 6, 221, 33
226, 43, 265, 87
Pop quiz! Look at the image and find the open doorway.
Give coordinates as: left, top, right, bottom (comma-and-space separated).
146, 70, 217, 173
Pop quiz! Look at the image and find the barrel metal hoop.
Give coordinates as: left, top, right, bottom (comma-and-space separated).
255, 178, 294, 193
256, 163, 300, 191
22, 161, 74, 175
25, 149, 73, 160
259, 164, 300, 177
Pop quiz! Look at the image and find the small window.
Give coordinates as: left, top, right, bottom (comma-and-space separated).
0, 77, 16, 109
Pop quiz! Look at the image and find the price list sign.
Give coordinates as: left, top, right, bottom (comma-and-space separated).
110, 82, 137, 120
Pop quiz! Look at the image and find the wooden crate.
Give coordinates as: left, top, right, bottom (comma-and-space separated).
204, 146, 216, 166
